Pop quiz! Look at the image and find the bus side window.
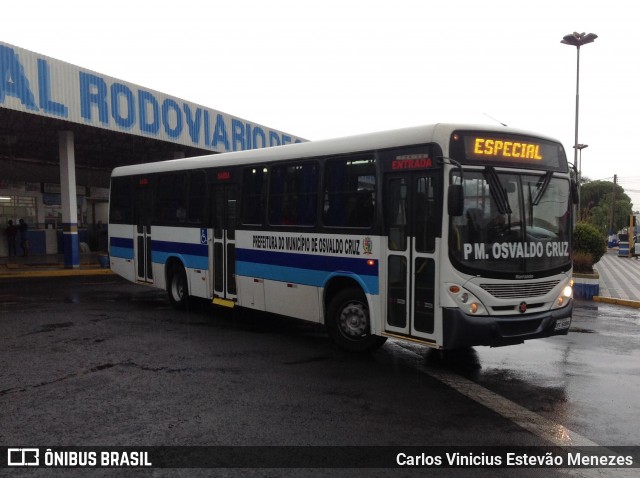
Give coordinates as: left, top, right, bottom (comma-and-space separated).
109, 177, 133, 224
155, 173, 187, 225
269, 162, 318, 226
348, 190, 374, 227
323, 157, 376, 228
241, 167, 267, 225
386, 179, 407, 251
187, 171, 206, 224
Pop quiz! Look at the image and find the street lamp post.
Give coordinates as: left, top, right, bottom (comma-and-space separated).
561, 32, 597, 178
574, 143, 588, 219
574, 143, 589, 183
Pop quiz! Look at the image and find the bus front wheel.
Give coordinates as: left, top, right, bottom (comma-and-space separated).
167, 264, 189, 310
326, 288, 387, 352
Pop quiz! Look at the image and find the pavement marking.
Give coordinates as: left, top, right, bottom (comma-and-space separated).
388, 342, 640, 477
388, 341, 598, 447
421, 367, 600, 446
595, 252, 640, 303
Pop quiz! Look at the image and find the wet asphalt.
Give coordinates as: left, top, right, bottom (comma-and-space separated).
1, 276, 638, 477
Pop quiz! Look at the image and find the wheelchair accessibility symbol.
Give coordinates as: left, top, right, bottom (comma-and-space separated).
200, 228, 208, 244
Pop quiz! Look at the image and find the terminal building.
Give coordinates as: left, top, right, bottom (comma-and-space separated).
0, 41, 304, 267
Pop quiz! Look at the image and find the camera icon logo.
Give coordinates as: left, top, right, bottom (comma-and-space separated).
7, 448, 40, 466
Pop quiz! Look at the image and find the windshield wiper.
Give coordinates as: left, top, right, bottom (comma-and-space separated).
483, 166, 512, 215
532, 171, 553, 206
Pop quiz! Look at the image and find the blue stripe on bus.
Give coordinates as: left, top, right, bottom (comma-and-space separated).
236, 248, 379, 294
110, 245, 134, 260
152, 240, 208, 257
108, 237, 208, 269
109, 239, 378, 292
109, 237, 134, 260
151, 240, 208, 270
110, 236, 133, 249
152, 250, 209, 270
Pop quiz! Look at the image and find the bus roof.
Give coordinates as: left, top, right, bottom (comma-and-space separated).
111, 123, 564, 177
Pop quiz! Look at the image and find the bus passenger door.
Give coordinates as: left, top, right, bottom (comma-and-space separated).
384, 172, 441, 345
211, 184, 237, 306
134, 184, 153, 284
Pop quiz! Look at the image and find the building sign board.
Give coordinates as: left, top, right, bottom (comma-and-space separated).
0, 41, 304, 153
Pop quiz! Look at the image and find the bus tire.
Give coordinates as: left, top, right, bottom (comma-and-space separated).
326, 288, 387, 352
167, 263, 189, 310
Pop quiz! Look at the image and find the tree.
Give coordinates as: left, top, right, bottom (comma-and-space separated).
573, 222, 607, 273
579, 180, 633, 234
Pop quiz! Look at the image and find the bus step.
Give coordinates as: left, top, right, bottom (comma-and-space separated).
212, 298, 236, 308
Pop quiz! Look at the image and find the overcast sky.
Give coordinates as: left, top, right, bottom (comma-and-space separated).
5, 0, 640, 207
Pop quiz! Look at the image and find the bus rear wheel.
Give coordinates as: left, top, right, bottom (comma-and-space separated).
326, 288, 387, 352
167, 264, 189, 310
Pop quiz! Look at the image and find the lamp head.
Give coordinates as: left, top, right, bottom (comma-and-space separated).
561, 32, 598, 47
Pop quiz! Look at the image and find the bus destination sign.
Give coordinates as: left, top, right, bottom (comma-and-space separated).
449, 131, 568, 172
471, 137, 543, 160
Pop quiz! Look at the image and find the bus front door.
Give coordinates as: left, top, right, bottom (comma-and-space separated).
384, 173, 442, 345
211, 184, 237, 306
134, 185, 153, 284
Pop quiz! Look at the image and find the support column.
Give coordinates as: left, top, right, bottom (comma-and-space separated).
59, 131, 80, 269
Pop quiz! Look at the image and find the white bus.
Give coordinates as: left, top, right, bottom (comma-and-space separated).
108, 123, 575, 352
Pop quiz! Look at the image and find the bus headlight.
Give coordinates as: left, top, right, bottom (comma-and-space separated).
447, 284, 487, 315
553, 284, 573, 309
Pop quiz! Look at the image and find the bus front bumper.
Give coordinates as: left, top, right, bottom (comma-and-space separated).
442, 301, 573, 350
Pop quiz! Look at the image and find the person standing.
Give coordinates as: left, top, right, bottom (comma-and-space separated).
5, 220, 17, 256
18, 219, 29, 257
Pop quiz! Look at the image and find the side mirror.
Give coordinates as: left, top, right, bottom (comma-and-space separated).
448, 184, 464, 216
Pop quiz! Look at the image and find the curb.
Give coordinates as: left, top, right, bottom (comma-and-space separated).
592, 296, 640, 309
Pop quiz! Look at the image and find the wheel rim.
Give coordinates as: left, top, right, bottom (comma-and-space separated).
338, 301, 368, 340
171, 274, 185, 301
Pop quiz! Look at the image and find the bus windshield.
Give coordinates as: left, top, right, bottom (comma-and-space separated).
449, 169, 572, 277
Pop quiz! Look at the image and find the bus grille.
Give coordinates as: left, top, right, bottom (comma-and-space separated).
479, 280, 560, 299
